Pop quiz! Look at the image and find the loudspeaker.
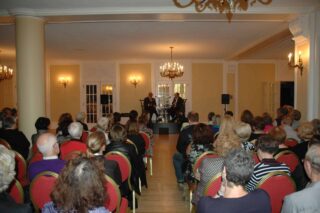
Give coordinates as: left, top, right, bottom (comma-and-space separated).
221, 94, 230, 105
100, 95, 108, 104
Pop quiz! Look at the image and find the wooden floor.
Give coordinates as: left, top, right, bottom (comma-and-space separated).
137, 134, 189, 213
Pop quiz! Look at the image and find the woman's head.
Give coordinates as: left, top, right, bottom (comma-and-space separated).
109, 124, 127, 143
58, 113, 73, 136
240, 110, 254, 126
219, 115, 235, 135
35, 117, 51, 131
51, 157, 106, 212
127, 122, 139, 135
215, 134, 241, 157
87, 131, 106, 154
233, 122, 251, 142
192, 123, 214, 145
298, 122, 314, 140
97, 117, 109, 131
0, 145, 15, 193
268, 127, 286, 144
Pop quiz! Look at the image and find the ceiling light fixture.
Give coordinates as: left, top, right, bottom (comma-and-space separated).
172, 0, 272, 21
0, 50, 13, 82
160, 47, 184, 80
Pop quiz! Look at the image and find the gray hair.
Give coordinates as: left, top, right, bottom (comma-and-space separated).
305, 144, 320, 173
37, 134, 57, 156
234, 122, 252, 142
68, 122, 83, 139
224, 149, 254, 186
76, 112, 86, 123
97, 117, 109, 131
0, 145, 16, 192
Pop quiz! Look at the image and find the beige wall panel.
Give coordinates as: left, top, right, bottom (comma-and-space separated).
227, 73, 235, 115
192, 63, 223, 122
50, 65, 80, 123
238, 63, 275, 116
0, 78, 15, 109
119, 63, 151, 114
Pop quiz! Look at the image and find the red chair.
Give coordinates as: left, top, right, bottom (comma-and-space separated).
274, 150, 299, 172
193, 151, 219, 176
257, 171, 296, 213
63, 150, 84, 161
204, 172, 222, 197
140, 131, 153, 176
29, 171, 59, 211
14, 151, 29, 187
284, 138, 299, 148
105, 151, 135, 213
105, 175, 124, 213
60, 140, 87, 160
7, 178, 24, 204
81, 131, 89, 143
28, 151, 43, 165
0, 138, 11, 149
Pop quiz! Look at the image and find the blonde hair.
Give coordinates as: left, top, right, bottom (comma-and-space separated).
219, 115, 235, 136
298, 122, 314, 140
87, 131, 106, 154
0, 145, 16, 192
234, 122, 251, 142
215, 134, 241, 157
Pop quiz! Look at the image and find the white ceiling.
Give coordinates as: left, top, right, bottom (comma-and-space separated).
0, 0, 319, 61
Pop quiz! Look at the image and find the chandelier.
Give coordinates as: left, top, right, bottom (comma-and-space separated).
172, 0, 272, 21
0, 51, 13, 81
160, 47, 184, 80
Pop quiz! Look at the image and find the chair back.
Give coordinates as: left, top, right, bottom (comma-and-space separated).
105, 151, 132, 183
0, 138, 11, 149
104, 175, 121, 213
30, 171, 59, 211
63, 150, 84, 161
139, 132, 151, 155
284, 138, 299, 148
204, 173, 222, 197
60, 140, 87, 160
14, 151, 29, 187
193, 151, 219, 175
81, 131, 89, 143
29, 151, 43, 165
126, 139, 138, 154
7, 178, 24, 204
257, 171, 296, 213
274, 150, 299, 172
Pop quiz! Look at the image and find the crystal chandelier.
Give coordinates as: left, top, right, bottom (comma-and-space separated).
0, 51, 13, 81
172, 0, 272, 21
160, 47, 184, 80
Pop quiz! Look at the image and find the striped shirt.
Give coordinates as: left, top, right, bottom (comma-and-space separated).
246, 158, 291, 192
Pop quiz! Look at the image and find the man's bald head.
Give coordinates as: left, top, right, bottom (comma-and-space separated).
37, 133, 59, 156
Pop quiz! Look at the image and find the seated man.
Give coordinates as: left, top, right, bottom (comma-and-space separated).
246, 135, 291, 192
281, 143, 320, 213
143, 92, 159, 123
168, 92, 184, 122
60, 122, 87, 159
28, 133, 66, 181
0, 116, 30, 159
198, 149, 271, 213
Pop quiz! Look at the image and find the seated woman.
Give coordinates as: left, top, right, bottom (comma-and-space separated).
56, 113, 73, 143
197, 149, 271, 213
234, 122, 254, 151
31, 117, 51, 146
42, 157, 110, 213
138, 113, 154, 156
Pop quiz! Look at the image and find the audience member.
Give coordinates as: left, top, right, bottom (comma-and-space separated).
28, 133, 66, 181
291, 109, 301, 130
75, 112, 88, 131
68, 122, 83, 142
198, 149, 271, 213
262, 112, 273, 133
240, 109, 254, 128
42, 157, 110, 213
56, 113, 73, 143
224, 110, 233, 117
113, 112, 122, 126
0, 145, 32, 213
291, 122, 314, 161
207, 112, 219, 135
31, 117, 51, 146
281, 144, 320, 213
281, 116, 300, 142
274, 107, 289, 126
248, 116, 265, 141
269, 127, 288, 152
125, 110, 139, 129
0, 116, 30, 159
173, 111, 199, 185
234, 122, 254, 151
138, 113, 154, 156
246, 135, 290, 192
311, 118, 320, 135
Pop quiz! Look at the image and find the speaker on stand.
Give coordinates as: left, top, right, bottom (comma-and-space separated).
221, 94, 230, 113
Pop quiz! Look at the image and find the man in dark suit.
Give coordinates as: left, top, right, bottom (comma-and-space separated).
143, 92, 159, 122
168, 92, 184, 122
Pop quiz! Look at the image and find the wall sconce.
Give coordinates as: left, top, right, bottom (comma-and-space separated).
288, 51, 303, 76
105, 86, 113, 94
59, 76, 71, 88
129, 75, 141, 88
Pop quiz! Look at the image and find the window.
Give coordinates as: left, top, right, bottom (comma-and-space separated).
174, 83, 186, 99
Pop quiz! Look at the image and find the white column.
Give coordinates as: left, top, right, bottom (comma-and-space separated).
289, 10, 320, 121
15, 16, 45, 140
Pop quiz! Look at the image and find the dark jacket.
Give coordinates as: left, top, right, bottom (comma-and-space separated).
0, 129, 30, 159
176, 125, 196, 155
0, 192, 32, 213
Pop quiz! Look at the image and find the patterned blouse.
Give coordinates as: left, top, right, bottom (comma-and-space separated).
42, 202, 110, 213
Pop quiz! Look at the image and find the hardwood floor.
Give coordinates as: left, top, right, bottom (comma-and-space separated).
137, 134, 189, 213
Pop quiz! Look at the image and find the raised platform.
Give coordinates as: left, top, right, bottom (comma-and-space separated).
152, 122, 180, 134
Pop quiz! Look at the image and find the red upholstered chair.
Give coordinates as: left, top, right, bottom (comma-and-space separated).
105, 175, 121, 213
204, 173, 222, 197
60, 140, 87, 160
193, 151, 219, 176
14, 151, 29, 187
274, 150, 299, 172
140, 131, 153, 176
81, 131, 89, 143
28, 151, 43, 165
63, 150, 84, 161
30, 171, 59, 211
0, 138, 11, 149
7, 178, 24, 204
284, 138, 299, 148
105, 151, 135, 213
257, 171, 296, 213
